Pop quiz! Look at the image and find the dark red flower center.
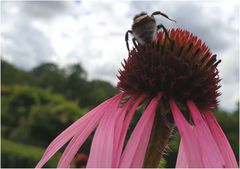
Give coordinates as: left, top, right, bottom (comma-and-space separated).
117, 29, 221, 109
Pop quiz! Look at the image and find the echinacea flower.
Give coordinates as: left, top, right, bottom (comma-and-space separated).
36, 29, 238, 168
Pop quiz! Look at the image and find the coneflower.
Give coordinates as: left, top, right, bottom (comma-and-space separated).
36, 29, 238, 168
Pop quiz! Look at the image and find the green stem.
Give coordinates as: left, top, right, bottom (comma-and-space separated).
143, 104, 174, 168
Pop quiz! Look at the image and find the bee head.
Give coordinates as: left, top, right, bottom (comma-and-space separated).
133, 12, 148, 22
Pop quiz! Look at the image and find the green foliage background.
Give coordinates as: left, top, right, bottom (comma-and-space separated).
1, 59, 239, 167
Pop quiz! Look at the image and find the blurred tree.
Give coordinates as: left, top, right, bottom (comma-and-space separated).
1, 85, 86, 147
83, 80, 119, 108
1, 138, 61, 168
28, 102, 86, 146
65, 63, 87, 79
32, 63, 65, 92
63, 64, 118, 107
1, 60, 36, 85
64, 63, 88, 105
2, 60, 118, 108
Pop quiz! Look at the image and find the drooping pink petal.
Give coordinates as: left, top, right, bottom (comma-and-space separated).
119, 93, 162, 168
86, 93, 131, 167
35, 94, 121, 168
176, 140, 188, 168
112, 96, 136, 167
203, 112, 238, 168
113, 95, 145, 167
57, 93, 124, 168
169, 99, 203, 167
187, 101, 225, 167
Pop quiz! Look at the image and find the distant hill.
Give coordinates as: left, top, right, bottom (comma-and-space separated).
1, 59, 119, 108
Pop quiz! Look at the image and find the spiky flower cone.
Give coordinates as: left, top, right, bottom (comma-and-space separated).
117, 29, 221, 110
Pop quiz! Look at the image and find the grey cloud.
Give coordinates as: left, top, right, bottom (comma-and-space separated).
2, 1, 58, 70
21, 1, 69, 19
171, 3, 235, 52
1, 1, 70, 21
2, 21, 56, 70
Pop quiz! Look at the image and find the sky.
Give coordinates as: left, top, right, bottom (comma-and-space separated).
1, 0, 239, 112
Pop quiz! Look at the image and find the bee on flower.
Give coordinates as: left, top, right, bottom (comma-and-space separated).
36, 11, 238, 168
125, 11, 176, 51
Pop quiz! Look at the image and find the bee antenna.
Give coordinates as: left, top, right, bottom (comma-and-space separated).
151, 11, 176, 23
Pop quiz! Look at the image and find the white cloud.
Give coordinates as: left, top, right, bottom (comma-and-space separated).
1, 1, 239, 112
219, 82, 239, 112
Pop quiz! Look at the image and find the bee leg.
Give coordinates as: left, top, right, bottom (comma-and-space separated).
132, 38, 139, 50
157, 24, 175, 48
151, 11, 176, 22
157, 24, 172, 41
125, 30, 133, 51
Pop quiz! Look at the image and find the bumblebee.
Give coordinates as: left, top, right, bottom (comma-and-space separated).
125, 11, 176, 51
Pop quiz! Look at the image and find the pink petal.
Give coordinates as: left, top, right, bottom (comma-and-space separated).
112, 96, 136, 166
169, 99, 203, 167
86, 94, 128, 167
35, 94, 121, 168
176, 140, 188, 168
119, 93, 162, 168
187, 101, 225, 167
57, 94, 124, 168
203, 112, 238, 168
113, 95, 145, 167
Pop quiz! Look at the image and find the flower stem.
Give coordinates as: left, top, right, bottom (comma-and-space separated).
143, 103, 174, 168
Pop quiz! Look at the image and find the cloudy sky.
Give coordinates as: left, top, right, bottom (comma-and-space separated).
1, 0, 239, 112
